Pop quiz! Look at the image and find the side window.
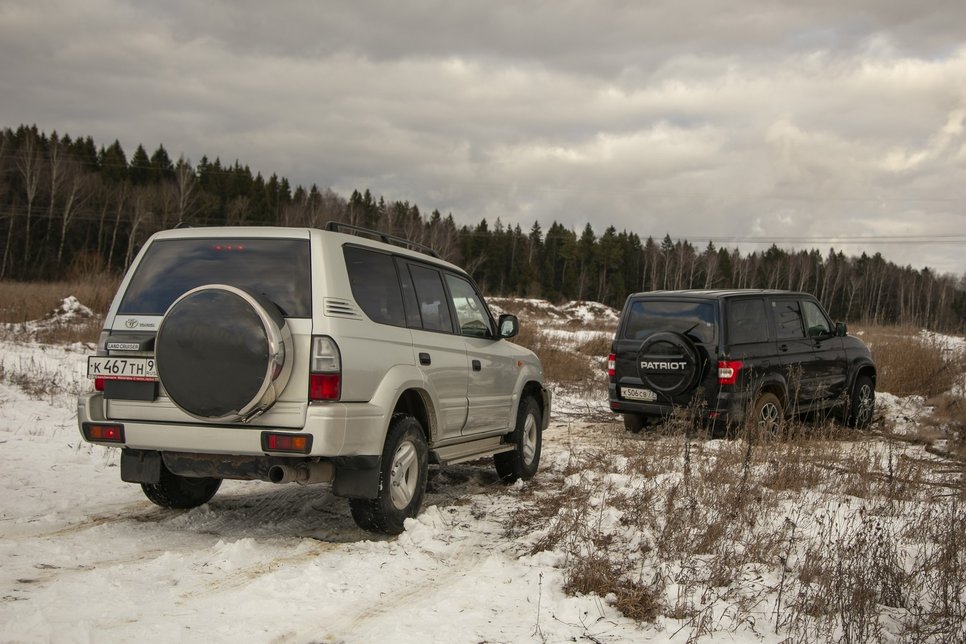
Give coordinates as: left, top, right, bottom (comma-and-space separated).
773, 299, 806, 340
395, 258, 422, 328
343, 246, 406, 327
444, 274, 493, 338
408, 264, 454, 333
802, 300, 832, 338
727, 299, 768, 344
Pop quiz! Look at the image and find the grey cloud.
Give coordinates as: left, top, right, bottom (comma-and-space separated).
1, 0, 964, 274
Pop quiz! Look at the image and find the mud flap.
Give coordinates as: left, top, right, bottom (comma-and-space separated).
120, 449, 162, 484
331, 456, 381, 499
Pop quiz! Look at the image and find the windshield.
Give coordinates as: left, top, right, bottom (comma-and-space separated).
118, 238, 312, 317
621, 299, 716, 343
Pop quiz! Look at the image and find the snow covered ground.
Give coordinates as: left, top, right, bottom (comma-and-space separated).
1, 302, 964, 643
0, 346, 646, 643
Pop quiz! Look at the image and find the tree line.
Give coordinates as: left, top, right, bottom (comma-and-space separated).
1, 124, 964, 331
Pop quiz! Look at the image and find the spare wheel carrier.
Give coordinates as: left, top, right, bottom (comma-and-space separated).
635, 331, 702, 397
155, 284, 293, 423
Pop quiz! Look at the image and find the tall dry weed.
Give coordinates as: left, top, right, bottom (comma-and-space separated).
505, 412, 966, 640
859, 326, 965, 397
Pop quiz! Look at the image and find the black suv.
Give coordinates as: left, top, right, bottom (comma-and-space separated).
608, 290, 876, 432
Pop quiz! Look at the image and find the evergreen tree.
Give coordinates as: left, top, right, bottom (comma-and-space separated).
129, 144, 152, 184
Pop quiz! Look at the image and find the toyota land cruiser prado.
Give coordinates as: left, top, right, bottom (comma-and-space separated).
79, 223, 549, 534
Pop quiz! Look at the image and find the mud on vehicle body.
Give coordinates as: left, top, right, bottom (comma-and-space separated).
607, 290, 876, 432
79, 223, 549, 534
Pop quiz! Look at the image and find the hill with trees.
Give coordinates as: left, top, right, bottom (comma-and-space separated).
1, 124, 964, 331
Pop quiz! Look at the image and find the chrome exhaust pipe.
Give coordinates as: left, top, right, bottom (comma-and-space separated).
268, 462, 334, 485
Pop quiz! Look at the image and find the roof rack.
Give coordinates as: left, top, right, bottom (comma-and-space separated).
324, 221, 441, 258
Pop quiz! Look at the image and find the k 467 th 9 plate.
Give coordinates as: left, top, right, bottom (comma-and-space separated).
621, 386, 657, 402
88, 357, 158, 381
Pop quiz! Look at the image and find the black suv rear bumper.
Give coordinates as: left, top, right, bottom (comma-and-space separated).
608, 384, 754, 427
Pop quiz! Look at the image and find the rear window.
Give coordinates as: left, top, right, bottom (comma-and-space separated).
621, 299, 716, 343
727, 298, 769, 344
118, 238, 311, 317
343, 246, 406, 326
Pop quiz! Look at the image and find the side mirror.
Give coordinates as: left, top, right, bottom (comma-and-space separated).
498, 314, 519, 339
835, 322, 847, 337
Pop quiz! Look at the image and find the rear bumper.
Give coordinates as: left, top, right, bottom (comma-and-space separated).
77, 392, 387, 458
607, 384, 753, 425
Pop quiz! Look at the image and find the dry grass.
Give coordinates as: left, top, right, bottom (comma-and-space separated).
514, 318, 604, 394
506, 413, 966, 641
0, 277, 116, 345
0, 277, 118, 323
857, 325, 966, 398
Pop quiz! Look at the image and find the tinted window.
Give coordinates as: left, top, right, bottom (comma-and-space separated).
409, 265, 454, 333
773, 300, 805, 340
802, 300, 832, 337
343, 246, 406, 326
622, 300, 716, 343
396, 258, 422, 328
727, 299, 768, 344
445, 274, 493, 338
119, 238, 311, 317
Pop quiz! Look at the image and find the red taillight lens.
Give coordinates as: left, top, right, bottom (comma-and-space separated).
310, 373, 341, 401
718, 360, 743, 386
607, 354, 616, 377
262, 432, 312, 454
94, 378, 105, 391
310, 336, 341, 401
82, 422, 125, 443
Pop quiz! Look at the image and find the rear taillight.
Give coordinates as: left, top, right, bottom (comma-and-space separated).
607, 354, 616, 377
94, 377, 105, 391
261, 432, 312, 454
718, 360, 743, 386
82, 422, 125, 443
309, 336, 341, 401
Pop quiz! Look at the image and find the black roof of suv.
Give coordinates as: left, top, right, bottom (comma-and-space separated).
608, 289, 876, 432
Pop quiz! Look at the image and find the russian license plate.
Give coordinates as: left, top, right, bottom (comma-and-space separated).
88, 356, 158, 381
622, 386, 657, 402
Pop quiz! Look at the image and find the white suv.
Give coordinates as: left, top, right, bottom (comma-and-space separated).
78, 223, 549, 534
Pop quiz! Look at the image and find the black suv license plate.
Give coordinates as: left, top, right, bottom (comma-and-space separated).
622, 386, 657, 402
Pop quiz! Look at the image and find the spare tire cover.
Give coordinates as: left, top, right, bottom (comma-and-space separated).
156, 284, 290, 421
636, 331, 701, 396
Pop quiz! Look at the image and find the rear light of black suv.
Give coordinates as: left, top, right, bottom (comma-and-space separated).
309, 336, 341, 401
718, 360, 743, 386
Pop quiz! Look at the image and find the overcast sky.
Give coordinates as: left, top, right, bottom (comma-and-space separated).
2, 0, 964, 275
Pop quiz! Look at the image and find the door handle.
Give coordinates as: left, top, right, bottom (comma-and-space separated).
779, 344, 789, 352
419, 352, 431, 365
472, 359, 482, 371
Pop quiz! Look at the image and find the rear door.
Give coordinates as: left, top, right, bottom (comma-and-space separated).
612, 298, 717, 405
724, 296, 775, 387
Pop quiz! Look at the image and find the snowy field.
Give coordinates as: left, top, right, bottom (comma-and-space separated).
1, 302, 964, 643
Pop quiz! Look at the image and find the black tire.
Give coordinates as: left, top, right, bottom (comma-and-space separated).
623, 413, 646, 433
141, 464, 221, 509
349, 415, 428, 535
751, 392, 784, 433
495, 397, 542, 482
846, 375, 875, 429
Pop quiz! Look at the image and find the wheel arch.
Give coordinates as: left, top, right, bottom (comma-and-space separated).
392, 387, 436, 444
520, 380, 550, 431
754, 376, 789, 412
